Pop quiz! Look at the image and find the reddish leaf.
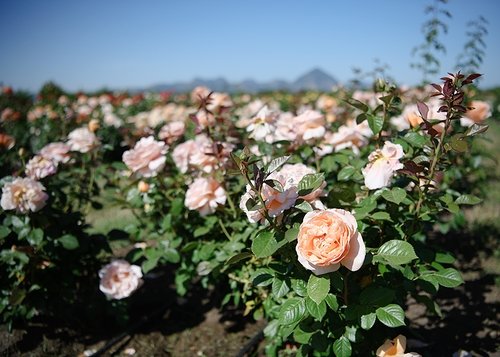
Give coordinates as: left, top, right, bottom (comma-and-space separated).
417, 102, 429, 120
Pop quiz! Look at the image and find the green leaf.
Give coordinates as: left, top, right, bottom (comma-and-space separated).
298, 173, 324, 196
266, 156, 290, 174
333, 336, 352, 357
305, 297, 327, 320
27, 228, 43, 246
381, 188, 407, 204
360, 312, 377, 330
164, 248, 180, 263
367, 114, 384, 135
375, 304, 405, 327
278, 297, 306, 326
285, 224, 300, 243
337, 166, 356, 181
450, 134, 468, 152
325, 294, 339, 311
295, 200, 313, 212
344, 98, 369, 113
58, 234, 79, 250
420, 268, 463, 288
370, 211, 392, 221
272, 278, 290, 299
307, 275, 330, 305
455, 194, 482, 205
376, 240, 418, 265
252, 231, 278, 258
225, 251, 253, 266
0, 226, 11, 240
291, 278, 308, 297
403, 132, 428, 147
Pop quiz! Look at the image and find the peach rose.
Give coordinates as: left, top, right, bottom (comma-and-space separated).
317, 119, 372, 156
67, 127, 100, 153
460, 100, 491, 127
1, 177, 48, 214
278, 163, 326, 205
172, 138, 201, 173
184, 177, 226, 216
362, 141, 404, 190
296, 209, 365, 275
39, 142, 71, 164
122, 136, 167, 177
25, 155, 57, 180
159, 121, 186, 144
247, 105, 279, 143
376, 335, 421, 357
293, 109, 326, 142
98, 260, 143, 300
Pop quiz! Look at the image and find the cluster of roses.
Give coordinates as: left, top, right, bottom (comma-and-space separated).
0, 124, 100, 214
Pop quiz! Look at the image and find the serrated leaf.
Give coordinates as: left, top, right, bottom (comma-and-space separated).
375, 304, 405, 327
403, 132, 428, 147
325, 293, 339, 311
278, 298, 306, 326
266, 156, 290, 174
298, 173, 324, 196
367, 114, 384, 135
307, 275, 330, 305
272, 278, 290, 299
333, 336, 352, 357
381, 187, 407, 204
251, 231, 278, 258
377, 240, 418, 265
420, 268, 463, 288
305, 297, 327, 320
360, 312, 376, 330
295, 200, 313, 212
455, 194, 482, 205
337, 166, 356, 181
58, 234, 79, 250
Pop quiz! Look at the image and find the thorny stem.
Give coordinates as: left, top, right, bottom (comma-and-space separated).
243, 170, 275, 228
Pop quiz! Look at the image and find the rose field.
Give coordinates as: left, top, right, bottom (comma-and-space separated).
0, 71, 499, 357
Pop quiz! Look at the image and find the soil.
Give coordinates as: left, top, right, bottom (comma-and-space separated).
0, 223, 498, 357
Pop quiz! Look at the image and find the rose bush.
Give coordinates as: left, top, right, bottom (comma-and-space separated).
0, 72, 495, 355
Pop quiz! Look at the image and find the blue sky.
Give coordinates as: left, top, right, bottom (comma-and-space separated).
1, 0, 499, 92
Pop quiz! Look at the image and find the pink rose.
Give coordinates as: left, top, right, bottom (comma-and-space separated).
172, 135, 209, 174
25, 155, 57, 180
158, 121, 186, 145
317, 120, 372, 156
376, 335, 421, 357
293, 109, 326, 142
67, 127, 100, 153
1, 177, 48, 214
184, 177, 226, 216
362, 141, 404, 190
277, 163, 326, 205
296, 209, 365, 275
39, 142, 71, 164
99, 260, 143, 300
122, 136, 167, 177
190, 140, 234, 173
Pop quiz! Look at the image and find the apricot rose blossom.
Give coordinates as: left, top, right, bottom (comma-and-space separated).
122, 136, 167, 178
1, 177, 48, 214
296, 209, 365, 275
362, 141, 404, 190
184, 177, 227, 216
376, 335, 421, 357
98, 260, 143, 300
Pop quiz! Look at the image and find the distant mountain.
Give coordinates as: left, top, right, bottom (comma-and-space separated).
141, 68, 338, 93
